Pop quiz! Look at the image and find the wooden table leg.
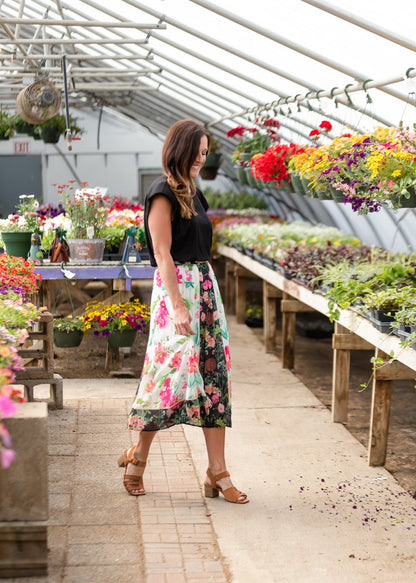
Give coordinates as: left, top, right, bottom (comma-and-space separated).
332, 323, 351, 423
263, 281, 281, 352
235, 265, 251, 324
281, 293, 295, 369
225, 259, 235, 315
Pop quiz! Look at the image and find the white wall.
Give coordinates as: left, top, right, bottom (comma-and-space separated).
0, 106, 164, 206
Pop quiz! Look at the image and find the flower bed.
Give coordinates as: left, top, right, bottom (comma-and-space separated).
0, 254, 43, 468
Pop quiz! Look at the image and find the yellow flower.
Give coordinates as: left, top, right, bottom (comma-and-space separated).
392, 169, 401, 177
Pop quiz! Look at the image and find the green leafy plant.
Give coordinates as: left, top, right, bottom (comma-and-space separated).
53, 315, 85, 332
38, 113, 84, 136
0, 195, 44, 233
204, 188, 268, 210
0, 108, 14, 139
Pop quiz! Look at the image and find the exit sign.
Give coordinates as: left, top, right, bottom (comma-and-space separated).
14, 141, 30, 154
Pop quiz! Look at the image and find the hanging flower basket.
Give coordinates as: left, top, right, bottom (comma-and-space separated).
53, 328, 83, 348
199, 152, 222, 180
107, 329, 137, 349
39, 126, 61, 144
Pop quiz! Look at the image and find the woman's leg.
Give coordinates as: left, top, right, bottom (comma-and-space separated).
126, 430, 157, 494
203, 427, 247, 502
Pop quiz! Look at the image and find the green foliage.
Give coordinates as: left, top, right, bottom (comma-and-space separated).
53, 315, 85, 332
203, 188, 268, 210
0, 108, 14, 138
38, 113, 84, 136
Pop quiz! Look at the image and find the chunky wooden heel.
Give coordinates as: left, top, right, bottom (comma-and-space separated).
118, 446, 147, 496
204, 483, 219, 498
205, 468, 249, 504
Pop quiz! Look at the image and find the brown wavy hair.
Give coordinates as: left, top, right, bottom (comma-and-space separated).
162, 119, 211, 219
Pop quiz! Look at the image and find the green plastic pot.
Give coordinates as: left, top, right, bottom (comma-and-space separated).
53, 328, 83, 348
1, 231, 32, 258
107, 329, 137, 349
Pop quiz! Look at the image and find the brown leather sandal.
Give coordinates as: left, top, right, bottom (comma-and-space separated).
118, 445, 147, 496
204, 468, 249, 504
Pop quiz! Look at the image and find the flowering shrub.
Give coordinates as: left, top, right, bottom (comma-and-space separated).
59, 181, 109, 239
83, 299, 150, 336
227, 117, 280, 166
251, 143, 305, 187
0, 256, 43, 467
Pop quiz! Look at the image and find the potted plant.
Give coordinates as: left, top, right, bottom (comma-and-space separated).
200, 136, 222, 180
83, 299, 150, 349
38, 113, 84, 144
60, 182, 109, 262
0, 195, 45, 258
11, 114, 38, 139
0, 108, 14, 140
53, 315, 85, 348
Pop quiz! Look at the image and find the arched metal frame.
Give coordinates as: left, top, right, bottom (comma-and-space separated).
0, 0, 416, 251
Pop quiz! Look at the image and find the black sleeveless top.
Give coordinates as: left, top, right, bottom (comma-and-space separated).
144, 176, 212, 267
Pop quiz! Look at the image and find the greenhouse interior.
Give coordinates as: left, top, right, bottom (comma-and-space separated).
2, 1, 416, 581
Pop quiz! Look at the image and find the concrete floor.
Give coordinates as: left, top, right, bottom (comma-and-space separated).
8, 316, 416, 582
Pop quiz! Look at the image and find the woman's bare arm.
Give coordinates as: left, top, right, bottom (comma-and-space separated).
148, 195, 195, 336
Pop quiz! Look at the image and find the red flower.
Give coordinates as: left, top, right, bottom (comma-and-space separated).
309, 129, 320, 137
262, 118, 280, 128
226, 126, 246, 138
319, 120, 332, 132
342, 133, 352, 138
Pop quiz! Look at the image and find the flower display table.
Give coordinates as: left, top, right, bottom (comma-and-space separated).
219, 244, 416, 468
33, 260, 155, 312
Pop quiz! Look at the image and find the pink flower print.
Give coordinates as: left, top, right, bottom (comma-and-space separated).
203, 291, 209, 303
145, 379, 156, 393
187, 351, 199, 373
159, 386, 173, 407
175, 266, 183, 284
213, 310, 219, 321
217, 403, 225, 413
211, 393, 219, 404
186, 405, 200, 420
199, 272, 203, 281
185, 268, 193, 281
200, 311, 206, 321
170, 352, 183, 370
202, 279, 212, 290
155, 270, 162, 287
224, 345, 231, 371
155, 299, 169, 327
204, 399, 212, 414
205, 331, 215, 348
154, 342, 168, 364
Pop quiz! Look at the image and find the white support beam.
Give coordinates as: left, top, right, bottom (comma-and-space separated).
0, 37, 149, 45
0, 18, 167, 29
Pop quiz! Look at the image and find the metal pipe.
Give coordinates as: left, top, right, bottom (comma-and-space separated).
189, 0, 413, 107
301, 0, 416, 53
0, 37, 150, 44
0, 18, 167, 29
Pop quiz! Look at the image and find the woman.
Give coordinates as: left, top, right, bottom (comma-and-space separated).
119, 119, 248, 504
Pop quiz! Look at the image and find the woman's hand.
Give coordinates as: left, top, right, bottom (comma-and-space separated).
173, 302, 196, 336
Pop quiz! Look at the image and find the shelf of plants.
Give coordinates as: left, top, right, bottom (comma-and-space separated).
215, 216, 416, 371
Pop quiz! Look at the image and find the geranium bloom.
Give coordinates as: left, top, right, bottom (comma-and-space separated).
319, 120, 332, 132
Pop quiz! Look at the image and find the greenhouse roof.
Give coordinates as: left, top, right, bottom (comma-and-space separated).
1, 0, 416, 251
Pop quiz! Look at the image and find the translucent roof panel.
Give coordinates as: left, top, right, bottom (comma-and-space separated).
1, 0, 416, 250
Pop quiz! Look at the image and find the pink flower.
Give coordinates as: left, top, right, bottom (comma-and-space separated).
145, 380, 156, 393
1, 447, 15, 469
0, 394, 17, 418
218, 403, 225, 413
185, 269, 192, 282
154, 342, 167, 364
224, 345, 231, 371
155, 270, 162, 287
211, 393, 219, 404
155, 300, 169, 327
0, 425, 12, 448
187, 352, 199, 373
175, 266, 183, 284
159, 386, 173, 407
202, 279, 212, 290
170, 352, 183, 370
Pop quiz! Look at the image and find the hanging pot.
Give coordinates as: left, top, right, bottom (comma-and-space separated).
199, 152, 221, 180
67, 238, 105, 263
107, 328, 137, 349
39, 126, 61, 144
290, 173, 306, 196
53, 328, 83, 348
235, 166, 248, 185
1, 231, 32, 258
398, 187, 416, 208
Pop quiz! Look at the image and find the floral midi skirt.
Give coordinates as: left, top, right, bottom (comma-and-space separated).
128, 261, 231, 431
